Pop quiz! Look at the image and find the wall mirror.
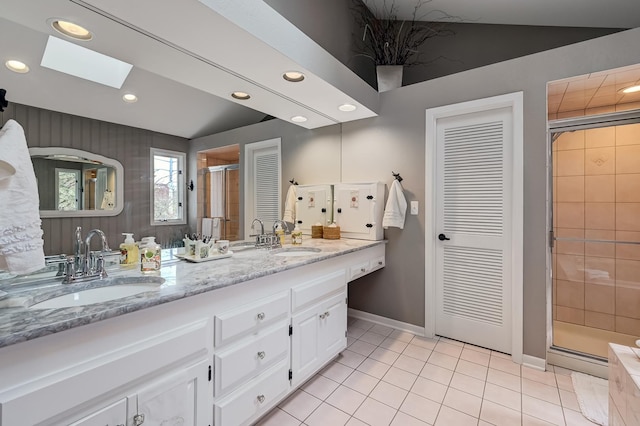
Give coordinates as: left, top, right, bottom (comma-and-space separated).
29, 147, 124, 218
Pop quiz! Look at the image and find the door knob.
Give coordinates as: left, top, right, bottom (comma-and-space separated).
438, 234, 450, 241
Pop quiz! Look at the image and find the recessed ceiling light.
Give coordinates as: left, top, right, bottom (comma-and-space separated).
5, 60, 29, 73
122, 93, 138, 103
51, 19, 93, 41
291, 115, 307, 123
621, 84, 640, 94
231, 91, 251, 100
283, 71, 305, 82
338, 103, 357, 112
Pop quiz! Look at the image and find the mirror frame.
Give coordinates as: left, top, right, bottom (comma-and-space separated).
29, 147, 124, 218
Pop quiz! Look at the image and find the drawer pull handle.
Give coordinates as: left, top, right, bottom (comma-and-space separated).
378, 261, 383, 265
360, 268, 366, 272
320, 311, 330, 319
257, 351, 266, 359
257, 312, 265, 320
257, 394, 266, 403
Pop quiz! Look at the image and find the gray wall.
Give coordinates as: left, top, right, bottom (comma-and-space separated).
265, 0, 622, 89
188, 119, 342, 237
345, 27, 640, 359
1, 103, 190, 255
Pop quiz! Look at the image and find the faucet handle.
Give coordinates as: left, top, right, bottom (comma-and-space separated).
96, 255, 108, 279
63, 255, 76, 284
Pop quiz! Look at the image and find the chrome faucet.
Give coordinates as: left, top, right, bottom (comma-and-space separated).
64, 228, 111, 283
251, 218, 265, 236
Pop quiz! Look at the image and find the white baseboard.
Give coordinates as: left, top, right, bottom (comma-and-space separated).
522, 354, 547, 371
348, 308, 425, 336
547, 349, 608, 379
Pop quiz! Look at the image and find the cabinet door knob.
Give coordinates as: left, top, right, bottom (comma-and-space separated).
257, 394, 266, 403
378, 261, 383, 265
133, 413, 145, 425
360, 267, 366, 272
257, 351, 266, 359
319, 313, 325, 319
325, 311, 330, 317
257, 312, 265, 320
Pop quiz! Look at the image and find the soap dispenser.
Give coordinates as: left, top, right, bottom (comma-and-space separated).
291, 221, 303, 245
140, 236, 161, 273
119, 233, 139, 266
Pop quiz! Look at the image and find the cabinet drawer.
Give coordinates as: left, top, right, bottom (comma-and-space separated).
215, 291, 289, 347
348, 260, 370, 281
68, 398, 126, 426
291, 270, 346, 312
214, 323, 289, 396
369, 255, 385, 272
214, 360, 290, 426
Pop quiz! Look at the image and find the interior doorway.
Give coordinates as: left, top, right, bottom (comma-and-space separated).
197, 145, 240, 241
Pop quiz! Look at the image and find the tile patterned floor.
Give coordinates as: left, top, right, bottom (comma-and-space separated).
256, 317, 600, 426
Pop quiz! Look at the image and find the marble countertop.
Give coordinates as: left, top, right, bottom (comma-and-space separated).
0, 238, 384, 349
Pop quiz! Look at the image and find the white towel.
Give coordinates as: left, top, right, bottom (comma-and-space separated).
0, 120, 45, 274
202, 218, 213, 237
282, 184, 297, 224
382, 179, 407, 229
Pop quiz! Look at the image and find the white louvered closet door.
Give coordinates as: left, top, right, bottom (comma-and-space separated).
435, 107, 513, 354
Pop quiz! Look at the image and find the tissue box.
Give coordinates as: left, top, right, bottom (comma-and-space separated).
323, 226, 340, 240
311, 225, 323, 238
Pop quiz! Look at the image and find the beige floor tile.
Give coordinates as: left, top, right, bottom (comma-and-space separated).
410, 335, 439, 350
522, 395, 566, 425
419, 363, 454, 386
522, 378, 561, 405
370, 347, 401, 365
555, 373, 574, 391
393, 354, 426, 375
370, 380, 409, 409
434, 341, 464, 358
320, 361, 354, 383
343, 370, 379, 395
347, 327, 367, 339
439, 337, 465, 347
489, 355, 522, 376
487, 368, 522, 392
428, 351, 459, 370
443, 387, 482, 418
255, 408, 302, 426
304, 402, 350, 426
388, 329, 415, 343
360, 331, 387, 346
480, 399, 522, 426
460, 347, 491, 366
435, 405, 479, 426
450, 372, 486, 397
523, 413, 558, 425
403, 344, 433, 361
302, 374, 340, 400
349, 340, 378, 357
410, 376, 448, 403
336, 350, 367, 369
353, 397, 398, 426
351, 319, 375, 331
379, 337, 410, 353
326, 385, 367, 415
357, 358, 392, 379
522, 366, 559, 387
391, 411, 430, 426
456, 358, 489, 381
464, 343, 491, 355
559, 389, 580, 411
382, 366, 418, 390
346, 417, 369, 426
370, 324, 395, 337
399, 392, 441, 425
483, 382, 522, 411
563, 407, 599, 426
279, 389, 322, 422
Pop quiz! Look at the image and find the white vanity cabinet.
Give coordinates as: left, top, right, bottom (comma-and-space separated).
290, 270, 348, 386
67, 398, 127, 426
333, 182, 385, 240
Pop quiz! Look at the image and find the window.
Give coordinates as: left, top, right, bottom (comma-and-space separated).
151, 148, 186, 225
55, 168, 80, 211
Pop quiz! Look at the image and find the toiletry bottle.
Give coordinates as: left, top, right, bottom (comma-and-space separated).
292, 221, 303, 245
140, 236, 161, 273
119, 233, 139, 266
275, 224, 285, 246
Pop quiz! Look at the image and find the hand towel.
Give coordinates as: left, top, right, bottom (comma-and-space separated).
382, 179, 407, 229
282, 184, 297, 224
202, 218, 213, 238
0, 120, 46, 274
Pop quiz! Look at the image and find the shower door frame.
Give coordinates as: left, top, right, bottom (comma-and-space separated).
547, 109, 640, 376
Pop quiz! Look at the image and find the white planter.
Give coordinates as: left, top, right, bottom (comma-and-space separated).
376, 65, 403, 92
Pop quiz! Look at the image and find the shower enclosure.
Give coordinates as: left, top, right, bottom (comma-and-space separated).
201, 164, 240, 241
550, 114, 640, 361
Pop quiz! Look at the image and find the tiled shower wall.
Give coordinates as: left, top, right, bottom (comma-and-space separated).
552, 123, 640, 337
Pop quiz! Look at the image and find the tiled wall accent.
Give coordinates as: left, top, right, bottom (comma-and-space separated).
552, 123, 640, 337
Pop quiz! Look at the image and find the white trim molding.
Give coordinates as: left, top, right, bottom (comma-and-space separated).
425, 92, 524, 364
522, 355, 547, 372
348, 309, 426, 337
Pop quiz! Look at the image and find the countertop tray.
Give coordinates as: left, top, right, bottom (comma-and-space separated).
175, 251, 233, 263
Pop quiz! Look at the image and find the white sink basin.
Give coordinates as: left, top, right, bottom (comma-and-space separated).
29, 277, 165, 309
272, 248, 322, 257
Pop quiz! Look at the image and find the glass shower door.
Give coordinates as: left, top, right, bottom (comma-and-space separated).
551, 121, 640, 359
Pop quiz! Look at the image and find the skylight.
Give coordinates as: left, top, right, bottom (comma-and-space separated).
40, 36, 133, 89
